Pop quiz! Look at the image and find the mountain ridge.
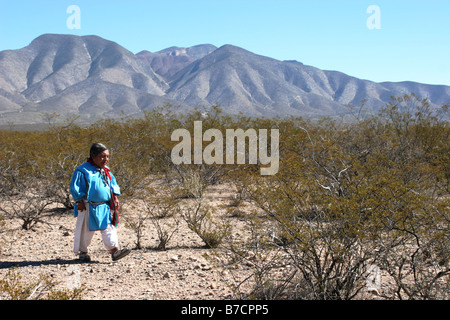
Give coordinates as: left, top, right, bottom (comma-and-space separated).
0, 33, 448, 126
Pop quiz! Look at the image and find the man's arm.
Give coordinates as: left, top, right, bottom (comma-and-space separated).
70, 169, 88, 213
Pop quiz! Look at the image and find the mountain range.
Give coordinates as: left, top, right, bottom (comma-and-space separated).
0, 33, 449, 127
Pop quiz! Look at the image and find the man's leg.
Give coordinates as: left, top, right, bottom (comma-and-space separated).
73, 209, 95, 260
101, 223, 119, 251
101, 223, 130, 261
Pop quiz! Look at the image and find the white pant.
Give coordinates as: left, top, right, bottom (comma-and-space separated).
73, 208, 118, 254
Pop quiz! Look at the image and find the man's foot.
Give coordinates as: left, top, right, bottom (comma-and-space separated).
111, 248, 131, 261
79, 253, 91, 262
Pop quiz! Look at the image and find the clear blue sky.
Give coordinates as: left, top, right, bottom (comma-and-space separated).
0, 0, 449, 85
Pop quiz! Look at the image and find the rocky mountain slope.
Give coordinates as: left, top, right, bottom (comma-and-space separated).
0, 34, 449, 126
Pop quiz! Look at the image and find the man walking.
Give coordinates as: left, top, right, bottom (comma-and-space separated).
70, 143, 130, 262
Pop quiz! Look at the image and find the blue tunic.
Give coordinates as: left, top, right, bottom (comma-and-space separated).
70, 162, 121, 231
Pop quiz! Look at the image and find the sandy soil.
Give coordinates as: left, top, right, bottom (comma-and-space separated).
1, 182, 384, 301
0, 184, 249, 300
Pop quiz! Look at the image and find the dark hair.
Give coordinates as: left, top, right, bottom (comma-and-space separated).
90, 143, 108, 158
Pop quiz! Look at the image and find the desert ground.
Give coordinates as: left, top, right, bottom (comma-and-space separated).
1, 179, 387, 301
0, 184, 251, 300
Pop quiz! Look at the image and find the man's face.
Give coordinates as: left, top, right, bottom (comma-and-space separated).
92, 150, 110, 168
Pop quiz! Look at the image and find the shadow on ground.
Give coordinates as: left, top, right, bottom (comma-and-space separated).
0, 258, 103, 269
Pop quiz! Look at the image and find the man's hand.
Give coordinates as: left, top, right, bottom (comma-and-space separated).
113, 195, 119, 209
77, 201, 86, 212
